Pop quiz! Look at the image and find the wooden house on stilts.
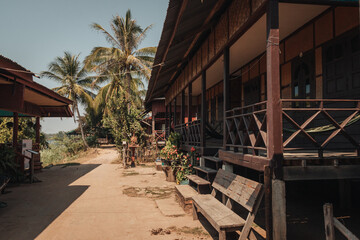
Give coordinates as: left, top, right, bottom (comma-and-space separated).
146, 0, 360, 239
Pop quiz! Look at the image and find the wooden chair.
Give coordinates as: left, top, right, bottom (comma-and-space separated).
192, 169, 264, 240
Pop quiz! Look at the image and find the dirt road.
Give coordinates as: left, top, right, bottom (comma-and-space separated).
0, 146, 212, 240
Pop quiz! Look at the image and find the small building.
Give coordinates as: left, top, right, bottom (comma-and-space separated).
144, 98, 167, 147
146, 1, 360, 239
0, 55, 72, 171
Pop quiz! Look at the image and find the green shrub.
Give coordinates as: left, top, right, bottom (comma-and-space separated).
41, 135, 85, 166
86, 135, 98, 147
0, 144, 21, 180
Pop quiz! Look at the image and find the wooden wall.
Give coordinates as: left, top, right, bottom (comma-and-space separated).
166, 0, 266, 103
232, 6, 359, 103
280, 7, 359, 100
166, 4, 359, 105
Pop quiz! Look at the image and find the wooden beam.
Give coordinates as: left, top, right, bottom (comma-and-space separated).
201, 71, 206, 148
218, 149, 270, 172
165, 104, 169, 137
181, 90, 185, 124
283, 165, 360, 181
188, 82, 192, 122
223, 47, 230, 149
152, 112, 156, 138
264, 166, 273, 240
169, 102, 172, 131
147, 0, 189, 101
272, 180, 286, 240
174, 97, 177, 126
323, 203, 335, 240
266, 0, 283, 177
279, 0, 359, 6
267, 2, 286, 239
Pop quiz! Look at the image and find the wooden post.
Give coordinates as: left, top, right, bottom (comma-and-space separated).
265, 166, 273, 240
169, 101, 172, 132
165, 105, 168, 137
267, 2, 285, 239
323, 203, 335, 240
188, 83, 192, 146
35, 117, 40, 145
174, 97, 177, 127
152, 112, 156, 139
272, 180, 286, 240
12, 112, 19, 148
266, 0, 283, 169
201, 71, 206, 148
188, 82, 192, 122
223, 47, 230, 150
181, 90, 185, 124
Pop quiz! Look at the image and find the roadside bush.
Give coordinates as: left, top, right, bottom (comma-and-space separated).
86, 135, 98, 147
62, 136, 84, 156
41, 135, 85, 166
0, 144, 20, 180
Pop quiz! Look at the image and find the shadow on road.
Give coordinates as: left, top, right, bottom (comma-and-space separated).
0, 163, 100, 240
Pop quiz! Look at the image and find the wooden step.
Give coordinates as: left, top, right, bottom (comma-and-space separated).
187, 175, 211, 194
193, 166, 217, 174
175, 185, 198, 213
187, 175, 210, 186
203, 156, 222, 163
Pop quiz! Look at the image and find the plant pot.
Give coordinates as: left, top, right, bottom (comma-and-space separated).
180, 179, 189, 185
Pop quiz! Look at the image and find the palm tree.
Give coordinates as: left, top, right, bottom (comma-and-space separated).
41, 52, 97, 149
84, 9, 156, 107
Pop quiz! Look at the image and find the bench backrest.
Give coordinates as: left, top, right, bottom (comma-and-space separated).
212, 169, 263, 212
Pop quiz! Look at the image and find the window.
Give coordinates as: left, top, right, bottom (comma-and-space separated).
291, 52, 315, 107
323, 30, 360, 98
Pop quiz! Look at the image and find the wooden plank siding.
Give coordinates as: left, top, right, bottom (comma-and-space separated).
166, 5, 359, 105
165, 0, 266, 104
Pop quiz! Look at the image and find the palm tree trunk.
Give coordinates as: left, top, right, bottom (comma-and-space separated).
125, 68, 132, 109
75, 103, 89, 149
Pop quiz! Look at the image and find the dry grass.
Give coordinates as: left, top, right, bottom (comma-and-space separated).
168, 226, 209, 237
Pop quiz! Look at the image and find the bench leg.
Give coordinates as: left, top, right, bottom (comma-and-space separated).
219, 230, 226, 240
192, 203, 198, 220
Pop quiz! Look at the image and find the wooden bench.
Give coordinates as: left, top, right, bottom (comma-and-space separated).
192, 169, 264, 240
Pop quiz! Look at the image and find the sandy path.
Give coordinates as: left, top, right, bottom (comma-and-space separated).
0, 146, 212, 240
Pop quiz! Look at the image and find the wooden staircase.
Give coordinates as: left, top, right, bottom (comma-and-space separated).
176, 154, 223, 211
188, 156, 222, 193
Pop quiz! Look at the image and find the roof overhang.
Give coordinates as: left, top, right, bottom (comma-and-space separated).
145, 0, 229, 105
0, 56, 73, 117
145, 0, 359, 106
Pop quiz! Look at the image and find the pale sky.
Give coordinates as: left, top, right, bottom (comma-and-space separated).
0, 0, 168, 133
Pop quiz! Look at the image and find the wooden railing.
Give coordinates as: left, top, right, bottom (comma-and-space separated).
225, 99, 360, 158
225, 101, 267, 156
282, 99, 360, 157
154, 130, 166, 143
175, 120, 201, 146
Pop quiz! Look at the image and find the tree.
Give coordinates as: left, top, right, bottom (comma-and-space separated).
102, 90, 145, 148
41, 52, 97, 149
84, 9, 156, 107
